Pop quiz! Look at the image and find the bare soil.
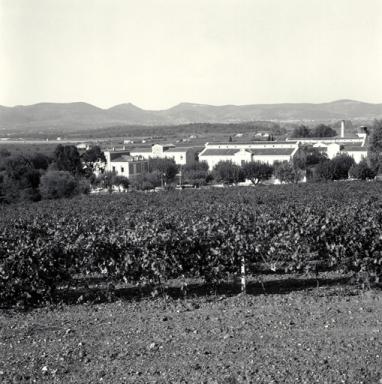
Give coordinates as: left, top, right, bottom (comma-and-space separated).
0, 277, 381, 384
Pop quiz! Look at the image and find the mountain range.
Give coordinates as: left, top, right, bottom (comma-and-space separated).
1, 99, 382, 133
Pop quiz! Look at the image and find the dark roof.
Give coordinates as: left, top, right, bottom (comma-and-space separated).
249, 148, 295, 156
292, 136, 362, 141
200, 148, 295, 157
130, 147, 153, 153
111, 155, 135, 162
166, 147, 192, 153
342, 146, 367, 152
109, 151, 130, 160
200, 149, 240, 156
210, 141, 297, 145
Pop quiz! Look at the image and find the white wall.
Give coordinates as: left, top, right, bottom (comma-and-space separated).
345, 151, 367, 164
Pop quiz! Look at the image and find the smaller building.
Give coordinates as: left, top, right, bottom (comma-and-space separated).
104, 150, 149, 178
130, 144, 200, 165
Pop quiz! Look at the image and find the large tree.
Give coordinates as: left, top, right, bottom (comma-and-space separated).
54, 145, 83, 176
274, 161, 304, 184
81, 146, 106, 176
313, 154, 355, 181
330, 154, 355, 180
368, 119, 382, 173
2, 155, 41, 202
39, 170, 79, 199
311, 124, 337, 138
349, 159, 375, 180
242, 161, 273, 184
148, 158, 178, 182
181, 161, 211, 186
291, 125, 310, 138
212, 161, 245, 185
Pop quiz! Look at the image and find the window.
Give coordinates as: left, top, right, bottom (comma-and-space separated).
112, 166, 116, 172
121, 167, 124, 173
129, 163, 134, 174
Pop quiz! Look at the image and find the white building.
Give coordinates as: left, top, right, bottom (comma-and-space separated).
342, 145, 368, 163
199, 142, 299, 170
104, 150, 149, 178
130, 144, 200, 165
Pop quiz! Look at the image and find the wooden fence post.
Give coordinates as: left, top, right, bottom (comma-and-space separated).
241, 255, 246, 294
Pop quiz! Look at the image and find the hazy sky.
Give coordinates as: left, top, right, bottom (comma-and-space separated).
1, 0, 382, 109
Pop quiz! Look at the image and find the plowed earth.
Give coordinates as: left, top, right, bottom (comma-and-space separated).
0, 282, 381, 384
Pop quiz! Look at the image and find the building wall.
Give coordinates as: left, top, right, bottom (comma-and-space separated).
251, 155, 292, 165
199, 155, 238, 170
345, 151, 367, 164
200, 151, 296, 169
206, 142, 297, 149
291, 138, 363, 145
130, 147, 196, 165
109, 160, 148, 178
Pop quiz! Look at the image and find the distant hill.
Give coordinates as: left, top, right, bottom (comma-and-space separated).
1, 99, 382, 133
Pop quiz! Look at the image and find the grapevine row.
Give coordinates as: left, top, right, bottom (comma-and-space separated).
1, 182, 381, 306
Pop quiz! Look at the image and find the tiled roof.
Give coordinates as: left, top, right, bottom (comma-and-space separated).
249, 148, 295, 156
292, 136, 360, 140
200, 149, 240, 156
342, 146, 367, 152
111, 155, 135, 162
130, 148, 153, 153
166, 147, 191, 153
209, 141, 297, 145
200, 148, 295, 157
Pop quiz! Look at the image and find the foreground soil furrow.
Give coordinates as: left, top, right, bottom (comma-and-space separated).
1, 286, 381, 383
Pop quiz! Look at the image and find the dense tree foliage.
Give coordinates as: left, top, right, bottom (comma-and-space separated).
129, 172, 162, 190
242, 161, 273, 184
0, 145, 94, 203
0, 155, 42, 202
54, 145, 83, 175
368, 119, 382, 173
313, 154, 355, 181
274, 161, 304, 183
212, 161, 245, 184
291, 124, 337, 138
349, 159, 375, 180
311, 124, 337, 138
291, 125, 311, 138
148, 158, 178, 182
181, 161, 211, 186
81, 145, 106, 176
39, 171, 79, 199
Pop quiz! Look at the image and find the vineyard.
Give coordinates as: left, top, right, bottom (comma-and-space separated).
1, 181, 382, 307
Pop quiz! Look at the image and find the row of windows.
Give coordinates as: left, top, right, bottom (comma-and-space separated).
112, 163, 148, 174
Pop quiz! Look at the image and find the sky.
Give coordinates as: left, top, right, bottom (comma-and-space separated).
1, 0, 382, 109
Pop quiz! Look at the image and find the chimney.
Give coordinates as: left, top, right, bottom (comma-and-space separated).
340, 120, 345, 138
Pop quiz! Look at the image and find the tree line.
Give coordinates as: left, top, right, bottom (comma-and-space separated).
1, 119, 382, 203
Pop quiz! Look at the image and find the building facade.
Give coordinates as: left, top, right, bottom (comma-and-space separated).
104, 151, 149, 178
198, 142, 299, 170
130, 144, 200, 165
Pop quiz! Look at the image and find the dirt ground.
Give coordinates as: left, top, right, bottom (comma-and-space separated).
0, 279, 381, 384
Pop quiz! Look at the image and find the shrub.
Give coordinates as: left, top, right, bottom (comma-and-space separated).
242, 161, 273, 184
349, 159, 376, 180
212, 161, 245, 184
39, 171, 79, 199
